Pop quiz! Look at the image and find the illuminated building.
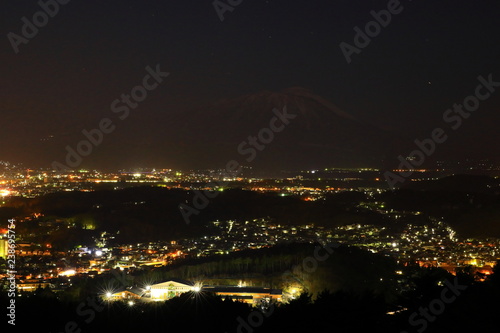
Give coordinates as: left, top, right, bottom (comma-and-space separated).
0, 239, 8, 258
203, 286, 282, 305
104, 287, 145, 301
150, 279, 196, 300
149, 279, 282, 305
17, 280, 51, 292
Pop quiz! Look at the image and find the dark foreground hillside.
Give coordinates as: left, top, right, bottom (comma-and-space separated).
4, 259, 500, 333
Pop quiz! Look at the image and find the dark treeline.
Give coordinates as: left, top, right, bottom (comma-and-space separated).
135, 243, 399, 298
46, 244, 399, 303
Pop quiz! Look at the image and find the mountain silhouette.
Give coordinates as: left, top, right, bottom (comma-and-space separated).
168, 87, 405, 173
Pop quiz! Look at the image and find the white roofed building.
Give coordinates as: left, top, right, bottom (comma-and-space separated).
150, 279, 197, 300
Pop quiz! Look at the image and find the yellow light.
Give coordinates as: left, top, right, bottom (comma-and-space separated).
59, 270, 76, 277
0, 189, 11, 197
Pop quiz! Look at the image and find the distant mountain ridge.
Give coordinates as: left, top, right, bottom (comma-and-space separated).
169, 87, 404, 172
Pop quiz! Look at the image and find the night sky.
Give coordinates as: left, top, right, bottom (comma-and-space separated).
1, 0, 499, 171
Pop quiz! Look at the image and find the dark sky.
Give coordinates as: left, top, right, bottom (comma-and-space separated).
1, 0, 499, 171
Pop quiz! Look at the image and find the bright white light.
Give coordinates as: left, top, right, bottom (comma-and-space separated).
145, 286, 151, 291
193, 282, 203, 292
106, 292, 112, 298
59, 270, 76, 277
0, 189, 11, 197
95, 250, 103, 256
128, 301, 134, 306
